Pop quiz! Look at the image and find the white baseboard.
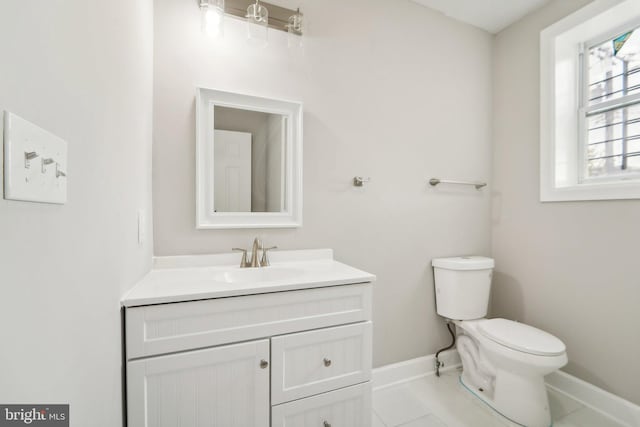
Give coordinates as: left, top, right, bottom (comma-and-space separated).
372, 349, 461, 390
545, 370, 640, 427
373, 350, 640, 427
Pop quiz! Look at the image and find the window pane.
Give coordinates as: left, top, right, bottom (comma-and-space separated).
588, 28, 640, 106
586, 104, 640, 178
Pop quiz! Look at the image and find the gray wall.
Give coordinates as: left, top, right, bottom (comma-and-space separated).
492, 0, 640, 405
0, 0, 154, 425
153, 0, 493, 367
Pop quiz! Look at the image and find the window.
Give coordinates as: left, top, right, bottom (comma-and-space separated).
582, 25, 640, 181
540, 0, 640, 201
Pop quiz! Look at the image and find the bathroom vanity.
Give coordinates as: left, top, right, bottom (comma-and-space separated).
122, 249, 375, 427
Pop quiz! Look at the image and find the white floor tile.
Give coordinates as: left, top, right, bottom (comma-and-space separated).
372, 368, 627, 427
373, 411, 387, 427
404, 371, 506, 427
374, 382, 433, 426
398, 414, 447, 427
547, 388, 582, 420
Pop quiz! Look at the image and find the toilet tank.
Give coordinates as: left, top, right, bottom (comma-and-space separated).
432, 256, 495, 320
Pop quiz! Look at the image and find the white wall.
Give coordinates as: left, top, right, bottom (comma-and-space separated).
492, 0, 640, 405
0, 1, 154, 425
153, 0, 493, 367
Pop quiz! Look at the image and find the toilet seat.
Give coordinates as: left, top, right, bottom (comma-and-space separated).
477, 318, 566, 356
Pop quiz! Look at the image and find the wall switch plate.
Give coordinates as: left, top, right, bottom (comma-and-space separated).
3, 111, 68, 204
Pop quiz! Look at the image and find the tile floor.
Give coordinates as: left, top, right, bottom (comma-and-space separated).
372, 368, 626, 427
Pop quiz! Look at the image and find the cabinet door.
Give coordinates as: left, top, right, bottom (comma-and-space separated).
127, 340, 269, 427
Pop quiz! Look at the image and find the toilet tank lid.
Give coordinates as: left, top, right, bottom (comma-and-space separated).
432, 256, 494, 270
478, 318, 566, 356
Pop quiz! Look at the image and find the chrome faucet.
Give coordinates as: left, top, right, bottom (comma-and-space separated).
232, 238, 277, 268
249, 238, 262, 268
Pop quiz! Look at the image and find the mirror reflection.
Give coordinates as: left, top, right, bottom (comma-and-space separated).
213, 106, 287, 213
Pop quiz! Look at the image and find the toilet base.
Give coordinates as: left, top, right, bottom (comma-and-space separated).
453, 319, 566, 427
459, 372, 552, 427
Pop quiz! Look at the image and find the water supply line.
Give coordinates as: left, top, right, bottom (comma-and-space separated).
435, 320, 456, 377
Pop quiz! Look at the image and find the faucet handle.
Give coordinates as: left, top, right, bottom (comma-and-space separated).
232, 248, 250, 268
260, 246, 278, 267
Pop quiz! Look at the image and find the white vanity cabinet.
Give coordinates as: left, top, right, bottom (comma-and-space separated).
124, 280, 373, 427
123, 250, 375, 427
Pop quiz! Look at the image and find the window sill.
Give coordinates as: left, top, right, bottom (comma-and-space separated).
541, 179, 640, 202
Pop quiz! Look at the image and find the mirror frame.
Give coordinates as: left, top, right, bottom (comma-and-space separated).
196, 87, 303, 229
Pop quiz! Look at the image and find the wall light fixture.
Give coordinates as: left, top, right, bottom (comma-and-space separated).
199, 0, 303, 46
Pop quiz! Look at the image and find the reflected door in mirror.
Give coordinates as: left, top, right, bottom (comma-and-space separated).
213, 130, 252, 212
214, 106, 286, 213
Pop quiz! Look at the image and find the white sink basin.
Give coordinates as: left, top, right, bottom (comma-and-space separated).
213, 267, 304, 284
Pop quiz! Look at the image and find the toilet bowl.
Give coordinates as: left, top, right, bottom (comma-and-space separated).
432, 257, 568, 427
455, 318, 567, 427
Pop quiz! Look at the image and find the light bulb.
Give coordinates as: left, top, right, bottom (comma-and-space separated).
201, 0, 224, 38
246, 0, 268, 47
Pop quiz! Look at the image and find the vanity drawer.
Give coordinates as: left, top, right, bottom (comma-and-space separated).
272, 382, 372, 427
126, 283, 372, 359
271, 322, 372, 404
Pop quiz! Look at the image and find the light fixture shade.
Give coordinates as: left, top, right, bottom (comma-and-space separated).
286, 8, 303, 48
246, 0, 268, 47
286, 8, 303, 35
201, 0, 225, 38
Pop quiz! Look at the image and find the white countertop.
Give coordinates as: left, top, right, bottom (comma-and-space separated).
122, 249, 376, 307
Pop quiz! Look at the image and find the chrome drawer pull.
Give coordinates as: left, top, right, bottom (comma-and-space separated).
323, 358, 332, 367
260, 359, 269, 369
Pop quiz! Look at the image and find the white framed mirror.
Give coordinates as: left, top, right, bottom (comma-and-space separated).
196, 88, 303, 229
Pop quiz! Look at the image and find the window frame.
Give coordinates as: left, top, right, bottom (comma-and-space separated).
540, 0, 640, 202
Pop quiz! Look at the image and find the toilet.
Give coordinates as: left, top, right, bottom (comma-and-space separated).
432, 256, 567, 427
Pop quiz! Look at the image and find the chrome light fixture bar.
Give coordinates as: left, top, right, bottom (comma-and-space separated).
220, 0, 303, 35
